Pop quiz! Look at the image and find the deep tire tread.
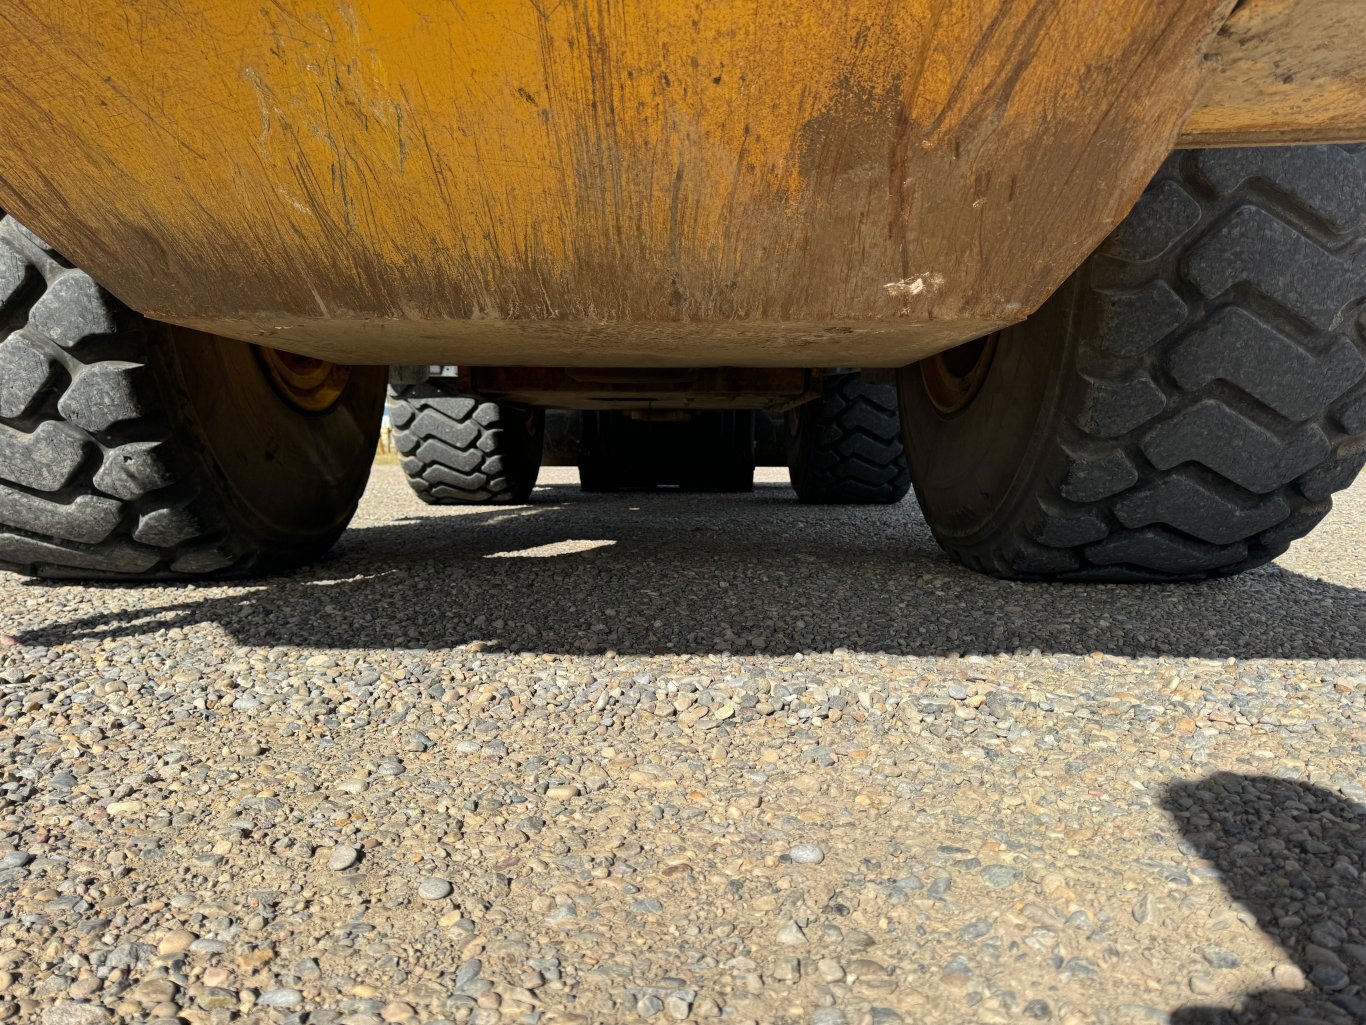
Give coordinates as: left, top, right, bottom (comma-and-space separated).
0, 214, 383, 580
789, 373, 910, 505
0, 216, 247, 578
936, 145, 1366, 581
387, 381, 542, 505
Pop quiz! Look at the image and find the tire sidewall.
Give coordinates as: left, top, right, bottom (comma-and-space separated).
785, 386, 823, 496
154, 325, 386, 555
897, 276, 1082, 546
508, 405, 547, 498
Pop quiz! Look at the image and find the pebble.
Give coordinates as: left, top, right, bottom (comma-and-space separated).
156, 930, 196, 955
637, 994, 663, 1017
329, 844, 361, 871
417, 877, 453, 901
1199, 946, 1240, 970
1187, 973, 1215, 996
380, 1000, 417, 1022
40, 1005, 110, 1025
197, 989, 238, 1010
455, 960, 483, 987
979, 864, 1019, 889
0, 469, 1363, 1025
1308, 964, 1348, 990
259, 989, 304, 1008
664, 993, 692, 1020
1132, 893, 1155, 924
1272, 963, 1308, 989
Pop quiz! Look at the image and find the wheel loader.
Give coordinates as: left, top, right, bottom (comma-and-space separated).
0, 0, 1362, 581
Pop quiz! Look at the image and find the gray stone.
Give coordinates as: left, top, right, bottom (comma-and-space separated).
329, 844, 360, 871
980, 864, 1020, 889
1199, 946, 1240, 970
259, 989, 304, 1008
455, 960, 483, 987
1132, 893, 1155, 924
664, 993, 692, 1020
418, 877, 453, 901
636, 994, 663, 1017
41, 1005, 110, 1025
1309, 964, 1349, 991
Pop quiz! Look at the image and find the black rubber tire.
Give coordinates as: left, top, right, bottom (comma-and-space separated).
0, 214, 386, 580
388, 380, 544, 504
787, 372, 911, 504
899, 145, 1366, 582
575, 412, 619, 493
578, 411, 755, 492
753, 412, 787, 467
541, 410, 582, 467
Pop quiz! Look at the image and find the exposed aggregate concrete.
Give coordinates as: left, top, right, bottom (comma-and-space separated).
0, 468, 1363, 1025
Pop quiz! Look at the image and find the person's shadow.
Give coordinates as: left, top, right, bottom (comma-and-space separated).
1164, 773, 1366, 1023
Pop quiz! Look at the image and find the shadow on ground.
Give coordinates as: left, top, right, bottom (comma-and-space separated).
1164, 773, 1366, 1023
10, 481, 1366, 659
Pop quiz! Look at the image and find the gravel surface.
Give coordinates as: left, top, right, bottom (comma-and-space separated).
1, 465, 1364, 1025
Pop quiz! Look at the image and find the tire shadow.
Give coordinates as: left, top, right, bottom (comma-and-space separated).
6, 479, 1366, 659
1163, 773, 1366, 1024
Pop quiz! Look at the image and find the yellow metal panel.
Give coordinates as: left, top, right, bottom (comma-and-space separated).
1182, 0, 1366, 147
0, 0, 1231, 365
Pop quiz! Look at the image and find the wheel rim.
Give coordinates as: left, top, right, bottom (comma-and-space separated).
254, 346, 353, 413
919, 333, 999, 416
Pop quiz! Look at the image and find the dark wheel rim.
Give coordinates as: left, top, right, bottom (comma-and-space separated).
919, 333, 999, 416
254, 345, 353, 414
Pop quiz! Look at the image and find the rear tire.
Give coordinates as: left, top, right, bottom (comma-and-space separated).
753, 412, 788, 467
541, 410, 582, 467
787, 372, 910, 504
899, 145, 1366, 581
0, 214, 386, 580
578, 412, 755, 492
388, 380, 544, 504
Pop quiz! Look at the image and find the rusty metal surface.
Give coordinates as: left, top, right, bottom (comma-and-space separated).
1181, 0, 1366, 147
176, 315, 1005, 369
461, 367, 818, 412
0, 1, 1232, 367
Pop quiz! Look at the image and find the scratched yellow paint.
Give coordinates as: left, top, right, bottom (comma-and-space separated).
0, 1, 1012, 312
1182, 0, 1366, 145
0, 0, 1230, 362
89, 1, 953, 295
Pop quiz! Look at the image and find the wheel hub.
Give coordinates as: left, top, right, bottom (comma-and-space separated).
919, 333, 999, 415
254, 346, 352, 413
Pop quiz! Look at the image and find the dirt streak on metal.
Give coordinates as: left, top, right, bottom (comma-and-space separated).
0, 0, 1229, 361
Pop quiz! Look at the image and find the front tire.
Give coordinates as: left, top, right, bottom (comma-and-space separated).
899, 145, 1366, 581
0, 214, 386, 580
